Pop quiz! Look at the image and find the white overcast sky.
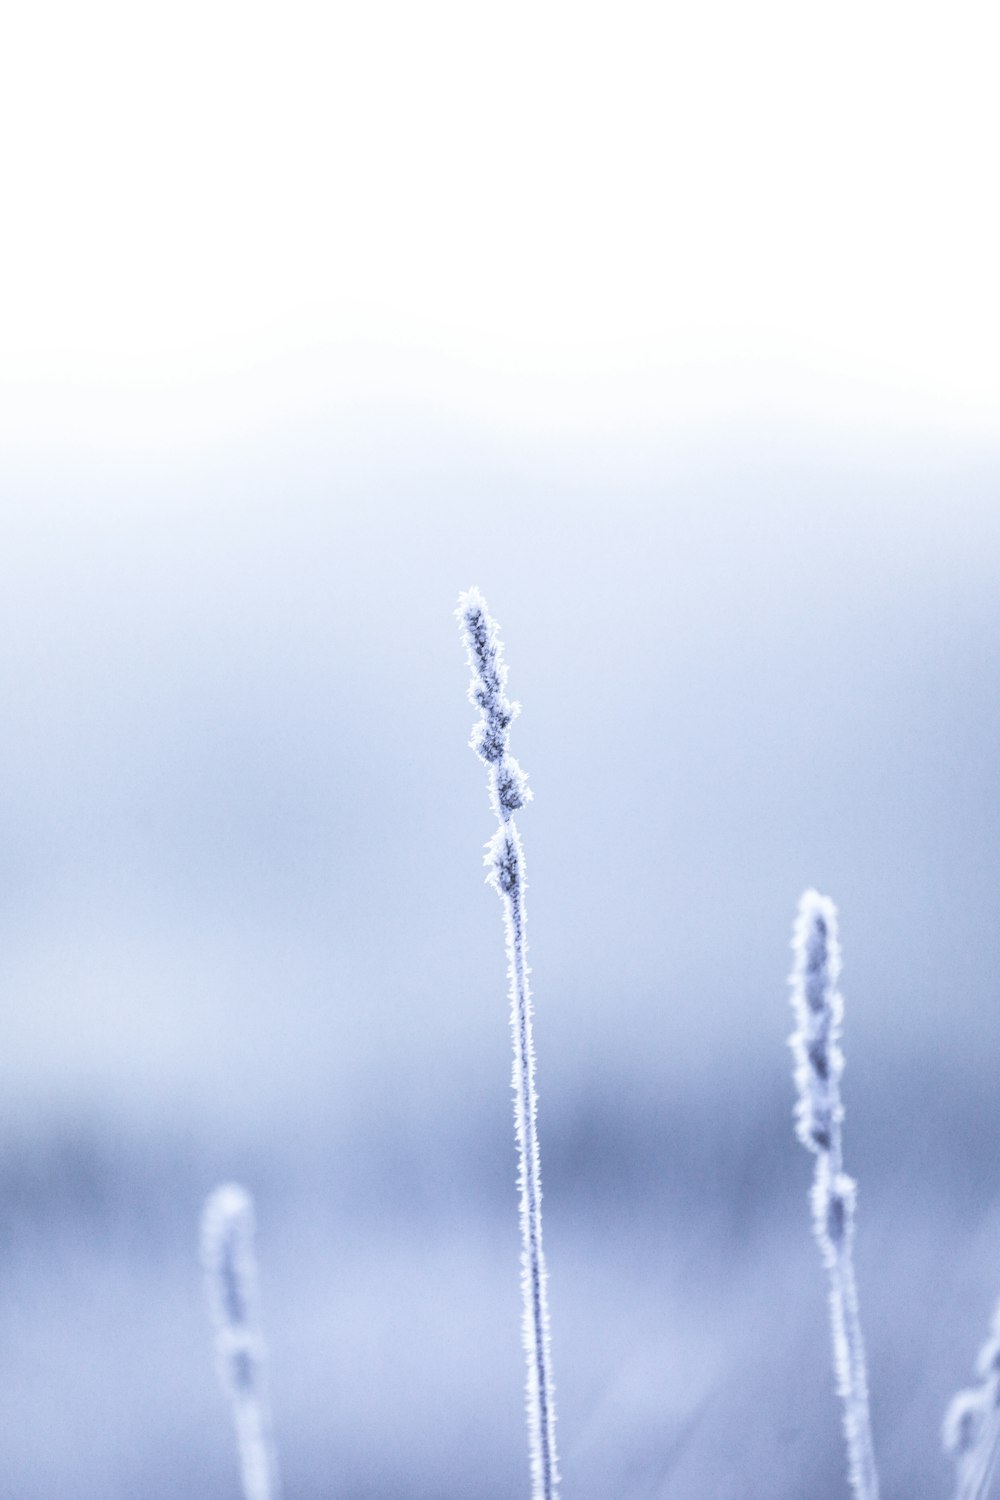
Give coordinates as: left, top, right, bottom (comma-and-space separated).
1, 0, 998, 446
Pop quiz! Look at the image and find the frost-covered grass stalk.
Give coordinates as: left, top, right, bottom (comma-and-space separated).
201, 1184, 282, 1500
789, 890, 879, 1500
943, 1300, 1000, 1500
457, 587, 560, 1500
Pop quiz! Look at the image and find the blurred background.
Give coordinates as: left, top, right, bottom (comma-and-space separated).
1, 2, 999, 1496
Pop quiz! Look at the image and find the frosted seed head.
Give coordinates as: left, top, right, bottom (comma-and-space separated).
472, 718, 506, 764
943, 1389, 987, 1456
825, 1172, 856, 1246
793, 888, 842, 1008
201, 1183, 258, 1335
201, 1184, 271, 1408
458, 587, 531, 810
795, 1095, 832, 1153
791, 1043, 845, 1153
457, 588, 506, 702
216, 1329, 265, 1396
494, 757, 532, 818
486, 826, 520, 897
472, 684, 519, 722
811, 1164, 856, 1262
789, 889, 846, 1156
456, 587, 489, 637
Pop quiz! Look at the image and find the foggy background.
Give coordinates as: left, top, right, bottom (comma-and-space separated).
2, 3, 999, 1497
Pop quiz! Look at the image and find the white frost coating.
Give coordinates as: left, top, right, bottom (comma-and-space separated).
789, 891, 880, 1500
457, 588, 560, 1500
201, 1184, 282, 1500
943, 1301, 1000, 1500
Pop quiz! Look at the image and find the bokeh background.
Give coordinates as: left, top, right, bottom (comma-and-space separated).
2, 3, 999, 1497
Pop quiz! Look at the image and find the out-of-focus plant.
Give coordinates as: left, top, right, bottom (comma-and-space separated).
943, 1301, 1000, 1500
201, 1183, 282, 1500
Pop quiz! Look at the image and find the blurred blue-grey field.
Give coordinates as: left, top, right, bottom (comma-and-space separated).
3, 2, 1000, 1494
2, 454, 999, 1498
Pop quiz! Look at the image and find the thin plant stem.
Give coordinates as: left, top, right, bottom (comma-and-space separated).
789, 890, 879, 1500
458, 588, 559, 1500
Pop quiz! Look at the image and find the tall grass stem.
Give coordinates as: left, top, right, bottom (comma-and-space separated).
789, 890, 879, 1500
458, 587, 560, 1500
